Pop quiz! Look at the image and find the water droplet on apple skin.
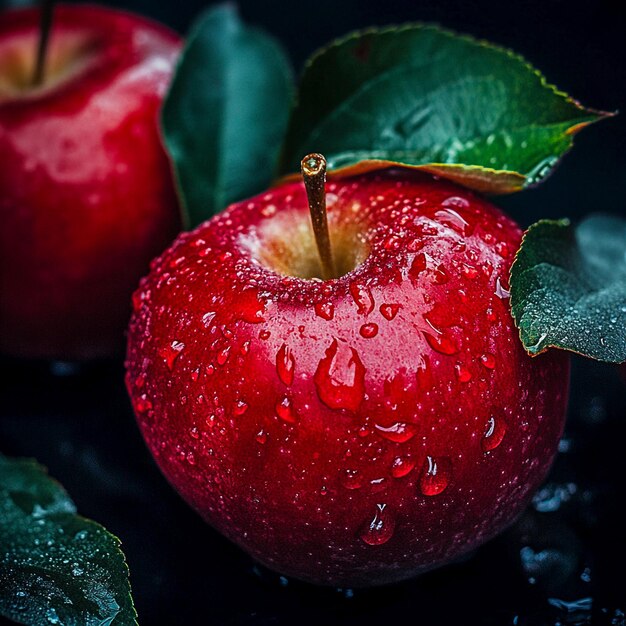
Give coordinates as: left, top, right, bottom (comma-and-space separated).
340, 468, 363, 490
358, 504, 396, 546
480, 352, 497, 369
419, 456, 451, 496
276, 395, 297, 423
276, 343, 295, 385
380, 303, 400, 320
314, 339, 365, 412
391, 456, 415, 478
158, 340, 185, 370
359, 322, 379, 338
374, 422, 417, 443
349, 282, 375, 315
314, 301, 335, 320
482, 415, 507, 452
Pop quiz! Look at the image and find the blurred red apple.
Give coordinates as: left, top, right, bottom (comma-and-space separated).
0, 3, 181, 360
126, 167, 570, 586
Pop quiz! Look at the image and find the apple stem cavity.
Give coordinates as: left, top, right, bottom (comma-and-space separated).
32, 0, 56, 87
301, 153, 336, 280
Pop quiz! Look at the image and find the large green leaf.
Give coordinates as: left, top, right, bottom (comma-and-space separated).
0, 455, 137, 626
510, 216, 626, 362
162, 4, 294, 229
279, 25, 610, 193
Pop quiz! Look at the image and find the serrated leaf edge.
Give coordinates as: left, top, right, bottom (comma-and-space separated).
281, 23, 613, 188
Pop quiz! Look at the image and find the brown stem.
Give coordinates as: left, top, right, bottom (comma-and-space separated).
32, 0, 55, 87
301, 153, 336, 280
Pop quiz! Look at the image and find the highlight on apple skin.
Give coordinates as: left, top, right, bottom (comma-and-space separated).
125, 169, 570, 587
0, 4, 182, 360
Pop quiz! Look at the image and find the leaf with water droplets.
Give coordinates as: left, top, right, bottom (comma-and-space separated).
279, 24, 609, 194
510, 215, 626, 362
0, 454, 138, 626
162, 4, 294, 228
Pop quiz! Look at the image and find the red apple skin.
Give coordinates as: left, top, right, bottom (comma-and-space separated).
0, 4, 181, 360
126, 171, 570, 587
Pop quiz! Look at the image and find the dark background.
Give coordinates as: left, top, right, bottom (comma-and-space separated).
1, 0, 626, 624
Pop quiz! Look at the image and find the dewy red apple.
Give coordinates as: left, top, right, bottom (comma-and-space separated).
0, 4, 181, 360
126, 161, 569, 586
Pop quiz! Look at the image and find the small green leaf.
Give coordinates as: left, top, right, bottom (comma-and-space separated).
0, 455, 138, 626
510, 216, 626, 362
162, 4, 294, 229
279, 24, 610, 193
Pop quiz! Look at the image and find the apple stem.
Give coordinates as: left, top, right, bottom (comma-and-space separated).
32, 0, 55, 87
301, 153, 336, 280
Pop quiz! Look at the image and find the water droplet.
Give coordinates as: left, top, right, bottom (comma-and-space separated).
255, 429, 267, 444
409, 253, 427, 281
132, 290, 143, 313
233, 400, 248, 416
435, 207, 470, 235
415, 221, 439, 236
236, 291, 266, 323
480, 353, 496, 369
189, 426, 200, 439
350, 282, 374, 315
374, 422, 417, 443
206, 364, 215, 376
482, 415, 507, 451
217, 345, 231, 365
424, 330, 458, 355
441, 196, 470, 210
159, 340, 185, 371
340, 468, 363, 490
419, 456, 451, 496
133, 394, 152, 414
460, 263, 479, 279
359, 504, 395, 545
314, 339, 365, 411
202, 311, 216, 327
276, 395, 297, 423
186, 451, 196, 465
380, 304, 400, 320
240, 340, 251, 355
391, 456, 415, 478
383, 234, 402, 250
259, 329, 271, 340
454, 363, 472, 382
276, 343, 295, 385
495, 277, 510, 299
315, 302, 335, 320
190, 368, 200, 382
433, 264, 449, 284
360, 323, 379, 338
495, 241, 510, 257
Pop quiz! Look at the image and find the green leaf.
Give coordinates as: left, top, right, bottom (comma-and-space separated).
510, 216, 626, 362
279, 24, 610, 193
0, 455, 138, 626
162, 4, 294, 229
